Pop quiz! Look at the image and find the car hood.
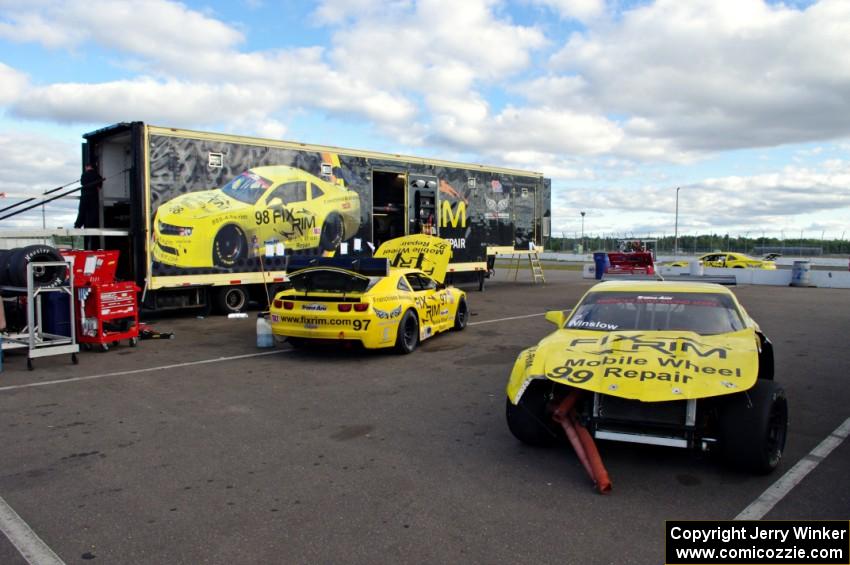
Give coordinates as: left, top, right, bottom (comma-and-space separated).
157, 190, 248, 222
517, 328, 760, 401
375, 234, 452, 283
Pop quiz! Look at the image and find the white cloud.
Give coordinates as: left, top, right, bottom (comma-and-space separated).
328, 0, 546, 92
529, 0, 605, 22
0, 130, 79, 196
0, 129, 80, 228
432, 104, 623, 157
2, 0, 850, 238
0, 0, 242, 56
0, 1, 418, 132
252, 119, 287, 140
547, 0, 850, 152
10, 78, 279, 127
551, 158, 850, 234
0, 62, 28, 105
313, 0, 412, 25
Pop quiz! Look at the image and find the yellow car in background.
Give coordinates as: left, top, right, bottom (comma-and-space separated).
153, 164, 361, 269
269, 235, 468, 353
669, 252, 777, 269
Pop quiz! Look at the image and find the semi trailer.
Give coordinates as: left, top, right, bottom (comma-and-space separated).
82, 122, 551, 313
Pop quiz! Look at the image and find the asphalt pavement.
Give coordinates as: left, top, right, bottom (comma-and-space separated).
1, 269, 848, 564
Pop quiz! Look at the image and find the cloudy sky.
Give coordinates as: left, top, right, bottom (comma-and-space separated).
1, 0, 849, 240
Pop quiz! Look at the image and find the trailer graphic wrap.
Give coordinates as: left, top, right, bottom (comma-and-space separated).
60, 125, 532, 291
149, 135, 370, 276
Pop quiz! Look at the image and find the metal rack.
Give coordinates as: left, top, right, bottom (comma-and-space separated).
1, 261, 79, 370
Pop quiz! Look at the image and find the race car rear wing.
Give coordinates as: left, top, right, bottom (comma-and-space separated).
285, 256, 390, 277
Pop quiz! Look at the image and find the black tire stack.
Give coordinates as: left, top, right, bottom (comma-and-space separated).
0, 245, 67, 288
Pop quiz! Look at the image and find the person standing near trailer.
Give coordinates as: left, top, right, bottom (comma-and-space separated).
75, 161, 102, 249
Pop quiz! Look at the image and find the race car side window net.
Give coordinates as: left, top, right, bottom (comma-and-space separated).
397, 277, 413, 292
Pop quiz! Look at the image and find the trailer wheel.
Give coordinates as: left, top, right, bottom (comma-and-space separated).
214, 285, 248, 314
212, 225, 246, 268
395, 310, 419, 354
716, 380, 788, 474
319, 214, 343, 252
453, 298, 468, 331
506, 381, 560, 447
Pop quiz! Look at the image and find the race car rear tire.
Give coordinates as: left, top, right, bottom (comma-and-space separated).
716, 380, 788, 474
320, 214, 343, 252
213, 225, 246, 268
395, 310, 419, 354
453, 298, 468, 331
214, 285, 248, 314
506, 381, 560, 447
287, 337, 308, 349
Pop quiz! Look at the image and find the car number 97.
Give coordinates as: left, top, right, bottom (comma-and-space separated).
352, 320, 371, 331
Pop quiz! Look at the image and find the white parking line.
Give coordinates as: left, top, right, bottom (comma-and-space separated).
0, 494, 65, 565
0, 350, 290, 393
1, 312, 554, 392
469, 310, 568, 327
735, 417, 850, 520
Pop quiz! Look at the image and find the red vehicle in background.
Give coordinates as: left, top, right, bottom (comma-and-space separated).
605, 239, 656, 276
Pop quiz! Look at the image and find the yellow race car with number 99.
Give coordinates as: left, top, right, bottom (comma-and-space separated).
506, 281, 787, 480
269, 235, 468, 353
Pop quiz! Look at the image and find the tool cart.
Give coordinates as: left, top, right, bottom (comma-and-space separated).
62, 250, 140, 352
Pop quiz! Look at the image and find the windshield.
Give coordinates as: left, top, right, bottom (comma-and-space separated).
220, 171, 272, 204
289, 270, 379, 294
566, 292, 745, 335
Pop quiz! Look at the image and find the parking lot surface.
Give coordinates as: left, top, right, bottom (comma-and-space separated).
1, 270, 848, 564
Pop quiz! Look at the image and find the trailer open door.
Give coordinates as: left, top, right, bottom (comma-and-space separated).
408, 174, 438, 237
372, 171, 438, 248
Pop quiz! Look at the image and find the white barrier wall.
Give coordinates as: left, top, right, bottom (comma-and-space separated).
545, 252, 850, 269
584, 263, 850, 288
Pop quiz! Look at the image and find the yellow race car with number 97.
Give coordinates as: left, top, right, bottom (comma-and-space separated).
506, 281, 787, 479
152, 158, 361, 269
269, 235, 468, 353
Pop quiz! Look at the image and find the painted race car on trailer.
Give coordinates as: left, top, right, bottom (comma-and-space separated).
668, 252, 777, 269
506, 280, 787, 476
268, 235, 468, 352
152, 161, 361, 269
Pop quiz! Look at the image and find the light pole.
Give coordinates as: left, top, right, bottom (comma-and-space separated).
580, 211, 586, 252
674, 186, 681, 255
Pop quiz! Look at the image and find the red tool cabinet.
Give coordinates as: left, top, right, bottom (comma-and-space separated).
61, 250, 140, 351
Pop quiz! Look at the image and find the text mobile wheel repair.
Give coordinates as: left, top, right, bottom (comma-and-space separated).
505, 280, 788, 492
267, 235, 468, 353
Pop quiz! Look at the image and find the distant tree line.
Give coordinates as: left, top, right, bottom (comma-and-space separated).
547, 234, 850, 256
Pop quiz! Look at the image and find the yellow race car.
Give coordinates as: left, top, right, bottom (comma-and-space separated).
668, 252, 777, 269
152, 165, 361, 269
506, 281, 787, 479
269, 235, 468, 353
